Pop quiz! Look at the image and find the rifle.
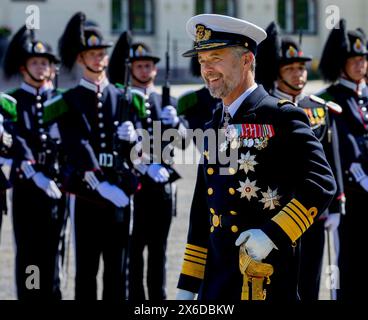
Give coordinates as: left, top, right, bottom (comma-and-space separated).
162, 31, 171, 108
112, 31, 138, 222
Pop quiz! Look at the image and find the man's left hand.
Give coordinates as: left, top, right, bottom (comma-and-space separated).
235, 229, 277, 261
160, 105, 179, 127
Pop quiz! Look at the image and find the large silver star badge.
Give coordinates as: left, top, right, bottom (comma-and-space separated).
259, 187, 281, 210
237, 151, 258, 174
236, 178, 260, 201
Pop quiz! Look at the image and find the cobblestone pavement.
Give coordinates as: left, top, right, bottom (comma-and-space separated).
0, 81, 336, 300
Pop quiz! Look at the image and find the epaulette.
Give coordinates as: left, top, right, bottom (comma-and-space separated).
43, 94, 69, 123
277, 99, 295, 107
0, 92, 18, 121
177, 90, 197, 115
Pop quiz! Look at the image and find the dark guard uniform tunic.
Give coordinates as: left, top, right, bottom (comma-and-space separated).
9, 83, 67, 300
177, 85, 336, 301
44, 78, 139, 300
319, 79, 368, 300
129, 87, 187, 301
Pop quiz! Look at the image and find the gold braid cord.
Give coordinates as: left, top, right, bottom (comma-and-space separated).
239, 244, 274, 300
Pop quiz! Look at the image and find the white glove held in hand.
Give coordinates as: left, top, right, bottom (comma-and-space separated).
176, 289, 196, 300
324, 213, 341, 231
350, 162, 368, 191
117, 121, 137, 142
32, 172, 62, 199
84, 171, 129, 208
160, 105, 179, 127
147, 164, 170, 183
235, 229, 277, 261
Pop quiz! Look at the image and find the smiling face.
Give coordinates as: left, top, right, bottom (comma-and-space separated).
198, 47, 249, 105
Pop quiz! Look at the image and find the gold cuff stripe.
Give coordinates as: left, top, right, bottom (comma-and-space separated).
184, 254, 206, 265
283, 207, 307, 233
272, 210, 303, 242
185, 249, 207, 259
186, 244, 208, 254
181, 260, 205, 279
287, 202, 313, 226
291, 198, 309, 215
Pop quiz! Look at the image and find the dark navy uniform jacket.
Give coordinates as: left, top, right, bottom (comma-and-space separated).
320, 79, 368, 194
177, 85, 336, 300
8, 83, 63, 180
43, 78, 139, 200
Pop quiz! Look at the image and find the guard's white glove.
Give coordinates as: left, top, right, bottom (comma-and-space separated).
235, 229, 277, 261
84, 171, 129, 208
1, 131, 13, 148
117, 121, 137, 142
147, 164, 170, 183
32, 172, 62, 199
176, 289, 196, 300
324, 213, 341, 231
350, 162, 368, 192
160, 105, 179, 127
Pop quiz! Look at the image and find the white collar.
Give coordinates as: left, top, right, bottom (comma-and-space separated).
338, 77, 367, 96
132, 84, 157, 97
80, 77, 110, 93
20, 82, 51, 96
224, 83, 258, 118
273, 86, 306, 103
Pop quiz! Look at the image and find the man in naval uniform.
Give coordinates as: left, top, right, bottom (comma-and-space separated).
176, 14, 336, 301
2, 26, 66, 300
48, 12, 139, 300
318, 19, 368, 301
255, 21, 345, 300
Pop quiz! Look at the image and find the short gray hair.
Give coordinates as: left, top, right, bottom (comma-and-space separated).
231, 46, 256, 73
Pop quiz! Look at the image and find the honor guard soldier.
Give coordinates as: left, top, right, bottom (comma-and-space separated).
51, 12, 139, 300
255, 22, 345, 300
177, 55, 220, 136
109, 39, 188, 300
0, 94, 16, 239
176, 14, 336, 301
318, 19, 368, 301
2, 26, 66, 299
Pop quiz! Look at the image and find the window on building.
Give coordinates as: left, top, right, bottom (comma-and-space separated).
277, 0, 317, 34
111, 0, 154, 34
196, 0, 237, 16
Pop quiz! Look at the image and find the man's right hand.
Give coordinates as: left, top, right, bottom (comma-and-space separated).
32, 172, 62, 199
96, 181, 129, 208
147, 164, 170, 183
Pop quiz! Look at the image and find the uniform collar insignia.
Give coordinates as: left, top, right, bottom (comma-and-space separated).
20, 82, 50, 96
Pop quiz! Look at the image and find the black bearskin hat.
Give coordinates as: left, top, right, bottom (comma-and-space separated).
319, 19, 368, 82
3, 25, 59, 78
58, 12, 113, 70
108, 31, 132, 85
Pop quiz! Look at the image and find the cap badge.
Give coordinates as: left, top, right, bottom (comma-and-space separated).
286, 46, 297, 58
195, 24, 211, 42
34, 42, 46, 53
87, 35, 100, 47
353, 38, 364, 53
